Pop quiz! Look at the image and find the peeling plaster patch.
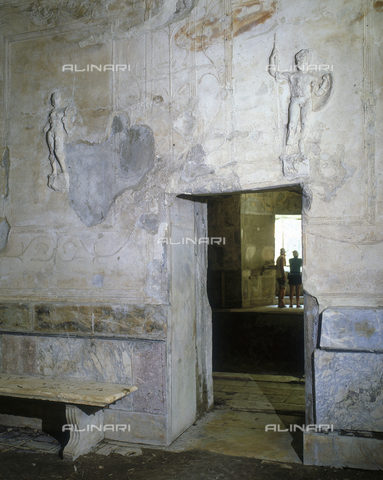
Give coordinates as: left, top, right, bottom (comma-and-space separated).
227, 130, 249, 141
174, 1, 274, 51
255, 82, 268, 95
138, 213, 161, 234
173, 104, 197, 139
145, 260, 169, 304
215, 166, 241, 191
187, 144, 205, 164
181, 144, 214, 182
281, 154, 309, 180
111, 115, 125, 134
351, 10, 366, 23
312, 145, 355, 202
184, 168, 241, 195
153, 95, 164, 104
233, 0, 276, 37
66, 115, 155, 227
174, 12, 228, 52
163, 0, 198, 27
78, 0, 198, 47
119, 125, 155, 181
302, 186, 313, 213
307, 141, 322, 156
92, 274, 104, 287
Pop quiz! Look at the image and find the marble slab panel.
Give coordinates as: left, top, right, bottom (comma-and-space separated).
2, 335, 167, 415
320, 307, 383, 351
33, 304, 167, 339
132, 341, 167, 415
1, 335, 37, 375
0, 304, 31, 332
104, 410, 167, 446
93, 305, 167, 339
314, 350, 383, 431
37, 337, 133, 385
34, 305, 91, 334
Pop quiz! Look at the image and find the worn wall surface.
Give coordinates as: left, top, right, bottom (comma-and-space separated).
0, 0, 381, 467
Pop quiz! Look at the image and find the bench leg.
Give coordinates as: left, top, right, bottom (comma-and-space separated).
63, 404, 104, 461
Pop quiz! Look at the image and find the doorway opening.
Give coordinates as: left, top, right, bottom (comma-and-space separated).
206, 188, 304, 376
205, 187, 305, 463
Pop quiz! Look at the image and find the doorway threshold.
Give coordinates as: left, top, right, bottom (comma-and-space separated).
213, 305, 304, 314
167, 373, 304, 464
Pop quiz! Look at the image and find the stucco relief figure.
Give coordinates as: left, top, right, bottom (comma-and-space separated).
44, 91, 73, 192
268, 45, 332, 147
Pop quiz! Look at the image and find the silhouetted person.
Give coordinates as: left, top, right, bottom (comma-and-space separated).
289, 250, 302, 308
276, 248, 286, 308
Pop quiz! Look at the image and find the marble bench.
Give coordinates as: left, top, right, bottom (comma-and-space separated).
0, 373, 137, 460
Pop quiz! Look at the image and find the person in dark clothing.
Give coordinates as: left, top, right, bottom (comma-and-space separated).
276, 248, 286, 308
288, 250, 302, 308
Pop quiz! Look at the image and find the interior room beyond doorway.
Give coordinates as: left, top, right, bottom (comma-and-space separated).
207, 188, 304, 377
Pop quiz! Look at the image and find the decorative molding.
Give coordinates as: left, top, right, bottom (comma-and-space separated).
0, 1, 31, 7
362, 0, 376, 226
312, 0, 375, 227
2, 229, 138, 263
0, 290, 151, 304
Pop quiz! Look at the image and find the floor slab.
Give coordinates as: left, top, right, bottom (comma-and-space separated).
167, 373, 305, 464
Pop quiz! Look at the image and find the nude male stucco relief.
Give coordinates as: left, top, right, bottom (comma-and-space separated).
268, 43, 332, 147
44, 91, 75, 192
268, 40, 333, 179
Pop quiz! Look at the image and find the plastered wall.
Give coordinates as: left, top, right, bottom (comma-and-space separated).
0, 0, 381, 467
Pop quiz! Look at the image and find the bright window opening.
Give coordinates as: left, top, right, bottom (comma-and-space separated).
275, 215, 302, 272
